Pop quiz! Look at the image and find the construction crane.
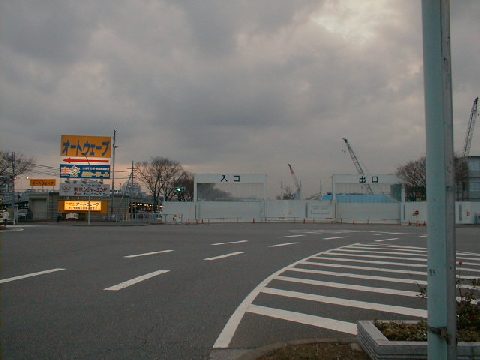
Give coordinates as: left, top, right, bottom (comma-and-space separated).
462, 97, 478, 158
341, 138, 374, 195
287, 164, 302, 200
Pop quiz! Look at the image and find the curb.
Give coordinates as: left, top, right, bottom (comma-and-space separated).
209, 338, 359, 360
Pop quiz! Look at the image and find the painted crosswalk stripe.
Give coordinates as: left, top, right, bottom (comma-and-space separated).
270, 242, 298, 248
104, 270, 170, 291
311, 256, 426, 268
335, 249, 428, 257
325, 252, 426, 262
275, 276, 420, 297
211, 240, 248, 246
204, 252, 244, 261
350, 245, 427, 254
286, 267, 427, 285
300, 260, 426, 276
373, 238, 399, 242
285, 234, 305, 238
323, 236, 343, 240
261, 287, 427, 318
0, 268, 66, 284
124, 250, 174, 258
247, 304, 357, 334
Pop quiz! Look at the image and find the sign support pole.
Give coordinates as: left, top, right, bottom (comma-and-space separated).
110, 129, 117, 220
421, 1, 456, 359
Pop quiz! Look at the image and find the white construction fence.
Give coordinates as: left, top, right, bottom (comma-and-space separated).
161, 200, 480, 225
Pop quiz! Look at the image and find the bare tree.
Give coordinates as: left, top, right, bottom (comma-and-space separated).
173, 171, 194, 201
396, 155, 468, 201
0, 151, 35, 187
135, 157, 184, 210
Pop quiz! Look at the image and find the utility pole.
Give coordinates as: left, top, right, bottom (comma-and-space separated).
11, 152, 16, 225
422, 1, 456, 359
110, 129, 117, 220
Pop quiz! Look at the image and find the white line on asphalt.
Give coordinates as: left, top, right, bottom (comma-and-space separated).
104, 270, 170, 291
0, 268, 66, 284
247, 305, 357, 335
323, 236, 344, 240
350, 245, 427, 253
275, 275, 420, 298
261, 287, 427, 318
270, 242, 298, 248
204, 252, 244, 261
334, 249, 428, 257
212, 242, 363, 349
211, 240, 248, 246
325, 252, 426, 262
372, 238, 399, 242
284, 234, 305, 238
286, 267, 427, 285
124, 250, 174, 258
311, 256, 426, 268
300, 260, 426, 276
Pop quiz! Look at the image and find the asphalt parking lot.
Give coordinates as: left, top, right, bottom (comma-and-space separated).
1, 223, 479, 359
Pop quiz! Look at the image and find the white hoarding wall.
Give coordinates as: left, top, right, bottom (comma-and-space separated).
162, 200, 480, 224
336, 202, 400, 224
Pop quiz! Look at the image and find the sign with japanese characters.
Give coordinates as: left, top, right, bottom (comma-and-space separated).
60, 135, 112, 158
61, 201, 103, 212
332, 174, 403, 184
60, 164, 111, 179
194, 174, 266, 184
30, 179, 56, 187
60, 183, 110, 197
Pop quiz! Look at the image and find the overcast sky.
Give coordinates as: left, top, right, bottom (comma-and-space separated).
1, 0, 479, 197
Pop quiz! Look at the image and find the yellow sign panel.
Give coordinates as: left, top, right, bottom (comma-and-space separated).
30, 179, 56, 187
60, 135, 112, 158
60, 201, 105, 212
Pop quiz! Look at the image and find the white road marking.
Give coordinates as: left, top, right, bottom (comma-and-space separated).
286, 267, 427, 285
261, 287, 427, 318
275, 275, 420, 298
213, 243, 362, 348
247, 305, 357, 335
312, 256, 426, 268
0, 268, 66, 284
323, 236, 344, 240
124, 250, 174, 258
270, 242, 298, 248
284, 234, 305, 238
204, 252, 244, 261
373, 238, 399, 242
335, 249, 427, 257
300, 260, 426, 276
419, 235, 428, 238
211, 240, 248, 246
104, 270, 170, 291
350, 245, 426, 254
325, 252, 426, 262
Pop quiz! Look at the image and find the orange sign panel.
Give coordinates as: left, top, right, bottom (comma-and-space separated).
59, 200, 108, 213
60, 135, 112, 158
30, 179, 56, 187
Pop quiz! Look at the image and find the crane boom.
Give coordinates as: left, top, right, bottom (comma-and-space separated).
287, 164, 302, 200
463, 97, 478, 158
341, 138, 374, 195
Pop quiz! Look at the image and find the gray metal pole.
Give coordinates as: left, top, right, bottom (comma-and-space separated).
421, 1, 456, 359
110, 129, 117, 220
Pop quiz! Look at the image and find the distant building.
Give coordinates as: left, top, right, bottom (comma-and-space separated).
467, 156, 480, 201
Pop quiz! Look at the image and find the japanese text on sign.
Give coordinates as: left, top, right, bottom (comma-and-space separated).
63, 201, 102, 211
359, 176, 380, 184
30, 179, 56, 187
60, 183, 110, 197
60, 135, 112, 158
60, 165, 111, 179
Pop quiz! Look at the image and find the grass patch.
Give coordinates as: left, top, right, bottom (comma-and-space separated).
256, 342, 370, 360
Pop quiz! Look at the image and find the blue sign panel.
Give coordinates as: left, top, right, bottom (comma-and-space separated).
60, 164, 111, 179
